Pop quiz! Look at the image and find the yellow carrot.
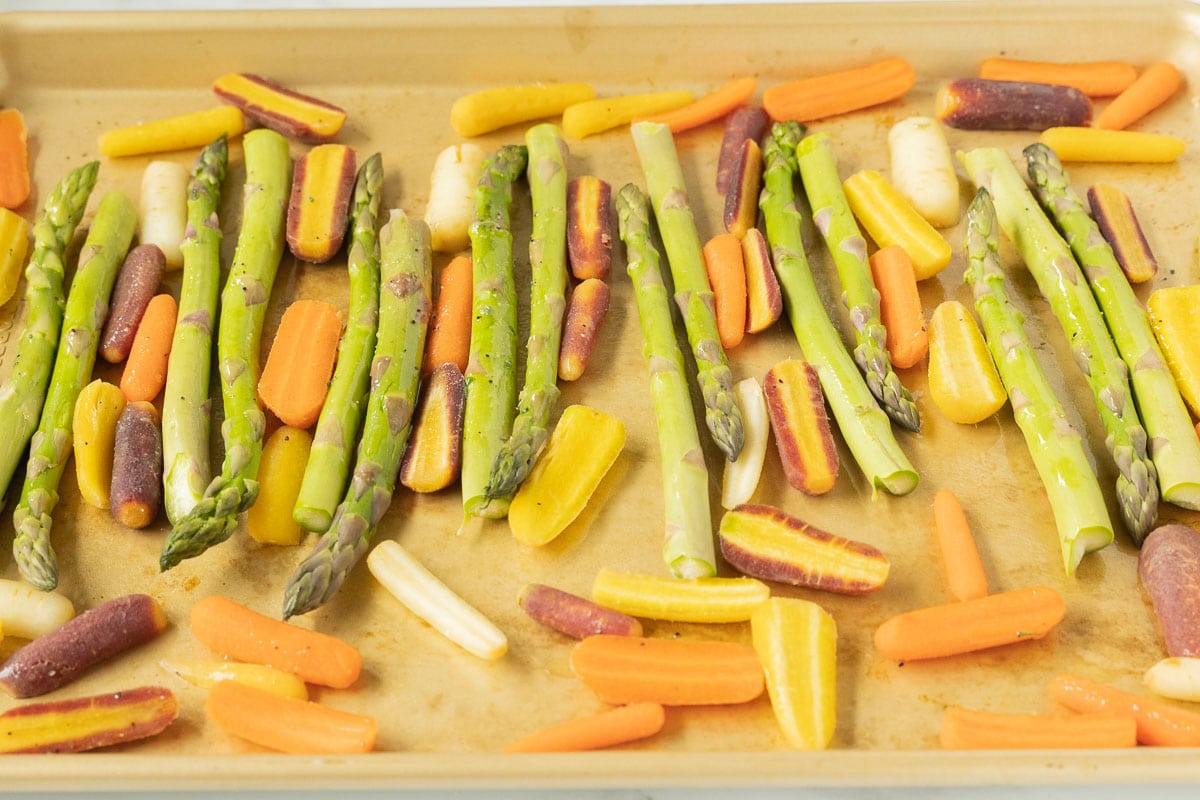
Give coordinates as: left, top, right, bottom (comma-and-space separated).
562, 91, 693, 139
1039, 126, 1185, 163
73, 380, 127, 509
98, 105, 246, 158
246, 426, 313, 546
591, 567, 769, 624
843, 169, 952, 280
1148, 286, 1200, 418
0, 207, 30, 307
751, 597, 837, 749
159, 658, 308, 700
450, 82, 595, 137
927, 300, 1007, 424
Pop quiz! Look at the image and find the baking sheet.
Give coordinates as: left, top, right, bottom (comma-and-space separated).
0, 0, 1198, 790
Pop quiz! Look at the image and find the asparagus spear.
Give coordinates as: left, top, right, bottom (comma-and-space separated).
0, 161, 99, 508
759, 122, 917, 495
159, 128, 291, 571
161, 135, 229, 525
484, 124, 569, 500
964, 187, 1113, 573
630, 120, 743, 462
795, 132, 920, 432
282, 209, 432, 618
1024, 142, 1200, 523
617, 183, 715, 578
460, 144, 528, 520
960, 146, 1157, 542
13, 191, 137, 590
293, 152, 384, 532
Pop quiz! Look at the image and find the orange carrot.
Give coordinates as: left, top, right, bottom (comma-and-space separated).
503, 701, 666, 753
1093, 62, 1184, 131
119, 293, 177, 403
422, 254, 473, 376
868, 244, 927, 369
189, 595, 362, 689
978, 58, 1137, 98
873, 585, 1065, 662
763, 57, 915, 123
1048, 673, 1200, 746
205, 680, 376, 754
701, 233, 747, 350
641, 77, 757, 134
570, 634, 764, 706
933, 488, 988, 602
258, 299, 344, 428
939, 706, 1137, 750
0, 109, 31, 210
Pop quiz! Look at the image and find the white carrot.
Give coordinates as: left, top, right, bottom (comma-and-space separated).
887, 116, 960, 229
139, 160, 189, 269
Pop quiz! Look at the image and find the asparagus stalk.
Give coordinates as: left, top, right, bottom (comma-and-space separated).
1024, 142, 1200, 522
617, 183, 715, 578
483, 124, 569, 501
292, 152, 385, 532
282, 209, 432, 618
964, 187, 1113, 573
629, 120, 743, 462
13, 191, 137, 590
960, 146, 1157, 541
795, 132, 920, 432
159, 128, 291, 570
460, 144, 528, 520
759, 122, 917, 495
0, 161, 99, 508
161, 135, 229, 525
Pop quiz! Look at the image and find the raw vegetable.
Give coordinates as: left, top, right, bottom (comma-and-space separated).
616, 183, 715, 576
98, 105, 246, 158
292, 152, 383, 532
366, 539, 508, 660
630, 120, 744, 462
109, 400, 163, 529
722, 138, 763, 238
1093, 61, 1183, 131
160, 135, 228, 525
797, 132, 920, 431
119, 293, 177, 403
1148, 285, 1200, 419
159, 658, 308, 700
868, 245, 928, 369
72, 379, 127, 509
961, 186, 1113, 572
933, 489, 988, 602
1137, 524, 1200, 657
0, 686, 178, 754
100, 243, 166, 364
285, 143, 357, 263
721, 377, 770, 510
507, 404, 625, 547
0, 207, 30, 306
759, 121, 917, 495
1048, 673, 1200, 747
566, 175, 612, 280
751, 597, 837, 750
425, 143, 486, 253
1088, 183, 1158, 283
842, 169, 953, 280
977, 58, 1138, 97
398, 362, 466, 493
763, 57, 915, 122
762, 359, 840, 495
503, 701, 665, 753
1144, 657, 1200, 703
12, 190, 137, 591
939, 706, 1137, 750
421, 253, 473, 375
282, 209, 431, 618
246, 426, 313, 546
936, 78, 1092, 130
0, 109, 30, 209
742, 228, 782, 333
887, 116, 960, 228
873, 585, 1066, 662
1038, 126, 1185, 163
557, 278, 610, 381
517, 583, 643, 640
159, 128, 291, 570
562, 91, 694, 139
212, 72, 347, 142
716, 106, 769, 193
590, 567, 770, 623
701, 232, 747, 350
257, 299, 344, 429
641, 76, 757, 133
190, 594, 362, 688
205, 680, 376, 754
139, 160, 189, 269
0, 578, 75, 641
450, 82, 596, 137
926, 300, 1006, 425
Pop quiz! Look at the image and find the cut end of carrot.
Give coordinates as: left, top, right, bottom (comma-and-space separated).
258, 299, 344, 429
0, 109, 31, 210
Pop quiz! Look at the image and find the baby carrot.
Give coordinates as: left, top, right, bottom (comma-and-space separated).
258, 299, 344, 429
978, 58, 1138, 97
503, 701, 666, 753
0, 109, 30, 209
763, 57, 915, 123
702, 233, 748, 350
1039, 127, 1185, 164
422, 254, 473, 376
933, 488, 988, 602
868, 245, 927, 369
1049, 673, 1200, 746
939, 706, 1137, 750
189, 595, 362, 688
873, 585, 1066, 661
119, 293, 178, 403
570, 634, 764, 706
205, 680, 376, 755
641, 77, 757, 134
1093, 61, 1184, 131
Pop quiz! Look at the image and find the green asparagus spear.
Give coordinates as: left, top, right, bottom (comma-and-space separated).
160, 128, 291, 571
293, 152, 384, 533
629, 120, 743, 462
461, 144, 528, 520
964, 187, 1113, 573
483, 124, 569, 500
760, 122, 917, 495
960, 146, 1157, 542
0, 161, 99, 508
282, 209, 432, 618
795, 132, 920, 432
1024, 142, 1200, 525
13, 191, 137, 590
617, 183, 715, 578
161, 135, 229, 525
